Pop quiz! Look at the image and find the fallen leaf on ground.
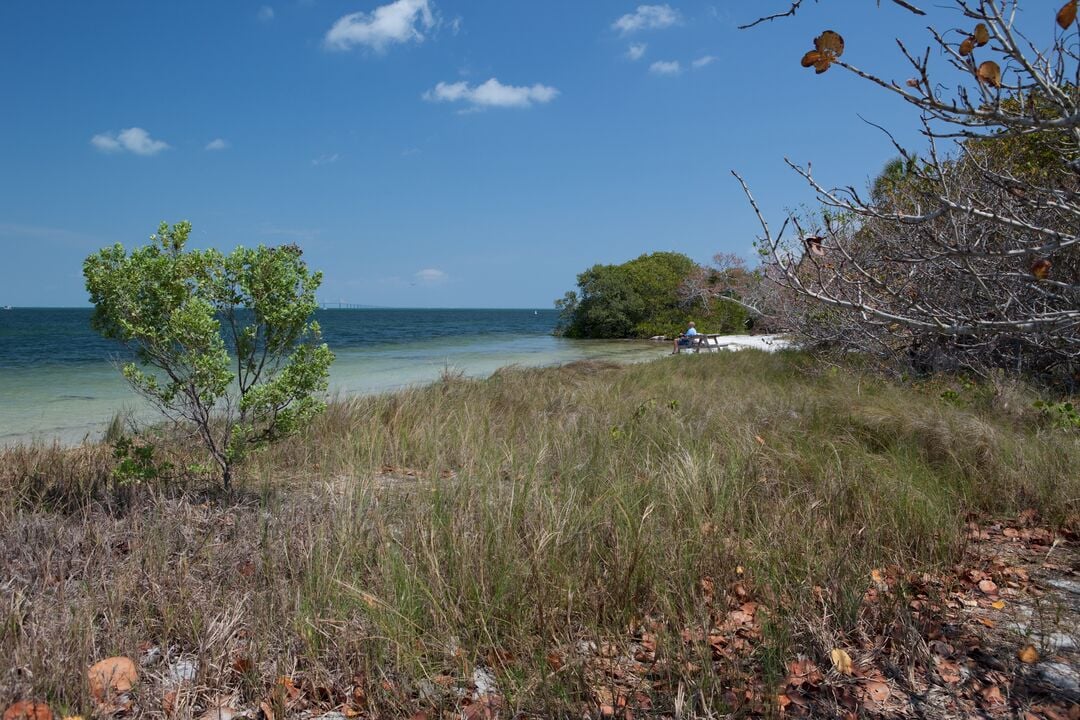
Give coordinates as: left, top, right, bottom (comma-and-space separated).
861, 679, 890, 704
1018, 644, 1039, 663
980, 684, 1005, 705
830, 648, 853, 675
87, 657, 138, 704
978, 579, 998, 595
3, 702, 53, 720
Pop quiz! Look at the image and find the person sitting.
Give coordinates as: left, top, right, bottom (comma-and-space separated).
672, 322, 699, 354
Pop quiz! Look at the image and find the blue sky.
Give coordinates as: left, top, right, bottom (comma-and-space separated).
0, 1, 1047, 307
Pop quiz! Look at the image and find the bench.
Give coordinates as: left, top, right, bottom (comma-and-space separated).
675, 334, 726, 353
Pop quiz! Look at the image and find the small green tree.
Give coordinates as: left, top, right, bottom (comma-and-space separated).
84, 221, 334, 490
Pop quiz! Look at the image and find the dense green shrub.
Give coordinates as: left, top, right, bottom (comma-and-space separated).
555, 252, 749, 338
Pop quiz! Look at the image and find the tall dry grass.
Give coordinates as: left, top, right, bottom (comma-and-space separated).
0, 351, 1076, 717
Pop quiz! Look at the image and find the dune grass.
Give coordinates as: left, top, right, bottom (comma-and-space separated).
0, 350, 1076, 717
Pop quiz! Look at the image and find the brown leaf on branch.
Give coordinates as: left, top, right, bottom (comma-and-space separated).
1057, 0, 1077, 29
815, 30, 844, 55
976, 60, 1001, 87
804, 235, 826, 256
801, 31, 844, 73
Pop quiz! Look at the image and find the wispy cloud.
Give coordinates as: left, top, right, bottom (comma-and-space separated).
613, 4, 680, 34
90, 127, 170, 156
257, 5, 275, 21
414, 268, 448, 283
649, 60, 681, 76
692, 55, 715, 69
205, 138, 230, 151
324, 0, 435, 52
423, 78, 558, 110
312, 153, 341, 166
626, 43, 647, 61
0, 222, 101, 246
259, 224, 321, 243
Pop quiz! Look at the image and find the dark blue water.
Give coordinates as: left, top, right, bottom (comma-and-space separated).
0, 307, 559, 369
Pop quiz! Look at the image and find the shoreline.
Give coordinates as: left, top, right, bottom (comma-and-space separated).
0, 334, 790, 448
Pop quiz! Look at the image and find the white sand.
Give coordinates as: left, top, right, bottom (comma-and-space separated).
698, 334, 791, 352
660, 334, 792, 353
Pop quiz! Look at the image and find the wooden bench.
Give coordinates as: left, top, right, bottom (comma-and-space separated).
675, 334, 726, 353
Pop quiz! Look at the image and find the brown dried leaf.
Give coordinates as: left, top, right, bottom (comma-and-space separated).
977, 60, 1002, 87
801, 50, 822, 68
1031, 258, 1052, 279
974, 23, 990, 46
1018, 644, 1039, 663
861, 679, 890, 704
1058, 0, 1078, 29
830, 648, 853, 675
801, 31, 844, 74
936, 658, 962, 684
815, 30, 845, 57
977, 579, 998, 595
87, 657, 138, 704
162, 690, 178, 716
3, 702, 54, 720
980, 684, 1005, 705
786, 658, 823, 687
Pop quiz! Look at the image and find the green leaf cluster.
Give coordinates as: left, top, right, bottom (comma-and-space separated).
84, 222, 334, 488
555, 252, 749, 338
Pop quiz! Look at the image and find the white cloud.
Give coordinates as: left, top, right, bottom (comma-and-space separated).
324, 0, 435, 52
692, 55, 715, 69
649, 60, 681, 75
415, 268, 447, 283
257, 5, 275, 21
205, 138, 230, 151
312, 153, 341, 166
626, 43, 647, 60
449, 16, 463, 35
613, 4, 680, 34
423, 78, 559, 109
90, 127, 169, 156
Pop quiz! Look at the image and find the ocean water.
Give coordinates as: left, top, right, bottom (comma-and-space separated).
0, 308, 666, 445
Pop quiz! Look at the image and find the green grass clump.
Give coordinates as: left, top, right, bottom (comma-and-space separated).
0, 351, 1076, 717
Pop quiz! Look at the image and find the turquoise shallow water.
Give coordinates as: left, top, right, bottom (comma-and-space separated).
0, 308, 666, 445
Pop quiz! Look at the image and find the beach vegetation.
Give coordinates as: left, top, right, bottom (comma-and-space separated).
82, 221, 334, 490
0, 351, 1076, 717
555, 251, 750, 338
